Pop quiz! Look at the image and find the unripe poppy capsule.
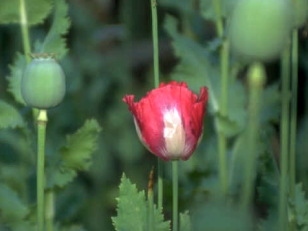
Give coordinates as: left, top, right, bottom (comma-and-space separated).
21, 54, 66, 109
228, 0, 292, 61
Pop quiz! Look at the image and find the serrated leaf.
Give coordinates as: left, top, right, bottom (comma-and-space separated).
0, 0, 52, 25
60, 119, 101, 171
152, 201, 170, 231
112, 174, 170, 231
7, 53, 27, 105
112, 174, 147, 231
0, 100, 24, 129
289, 183, 308, 227
37, 0, 71, 58
180, 211, 192, 231
46, 165, 76, 189
0, 183, 29, 224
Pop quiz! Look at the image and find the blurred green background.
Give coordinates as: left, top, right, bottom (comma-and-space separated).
0, 0, 308, 230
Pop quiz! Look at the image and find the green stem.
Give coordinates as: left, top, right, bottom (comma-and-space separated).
212, 0, 229, 197
241, 62, 265, 209
37, 110, 48, 231
150, 0, 163, 210
45, 190, 54, 231
19, 0, 31, 62
157, 159, 163, 210
150, 0, 160, 88
289, 29, 298, 231
279, 45, 291, 231
147, 169, 154, 231
217, 132, 227, 196
212, 0, 224, 38
220, 40, 229, 115
290, 29, 298, 197
172, 161, 178, 231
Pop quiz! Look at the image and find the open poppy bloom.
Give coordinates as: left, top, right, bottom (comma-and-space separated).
123, 81, 208, 161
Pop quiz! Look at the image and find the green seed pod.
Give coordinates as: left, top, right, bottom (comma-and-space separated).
292, 0, 308, 28
228, 0, 292, 62
21, 55, 66, 109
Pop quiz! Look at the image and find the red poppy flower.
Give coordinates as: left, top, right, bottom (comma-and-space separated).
123, 81, 208, 161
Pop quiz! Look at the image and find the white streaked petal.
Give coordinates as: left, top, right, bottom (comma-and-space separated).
162, 108, 186, 160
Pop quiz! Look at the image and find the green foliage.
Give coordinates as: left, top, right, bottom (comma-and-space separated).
191, 201, 253, 231
260, 84, 281, 124
289, 183, 308, 229
258, 211, 279, 231
0, 183, 29, 224
7, 53, 27, 105
61, 119, 101, 171
112, 174, 170, 231
180, 211, 192, 231
47, 119, 101, 189
200, 0, 238, 20
164, 15, 246, 137
37, 0, 71, 58
0, 100, 24, 129
0, 0, 52, 25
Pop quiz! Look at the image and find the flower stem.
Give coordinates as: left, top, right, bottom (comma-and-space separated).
19, 0, 31, 62
172, 161, 178, 231
150, 0, 163, 210
290, 29, 298, 198
288, 29, 298, 231
157, 159, 163, 210
37, 110, 48, 231
150, 0, 160, 88
45, 190, 54, 231
279, 45, 291, 231
218, 40, 230, 197
213, 0, 229, 198
212, 0, 223, 38
147, 169, 154, 231
241, 62, 265, 209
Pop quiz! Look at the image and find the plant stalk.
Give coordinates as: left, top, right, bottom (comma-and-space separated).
288, 29, 299, 231
45, 190, 54, 231
241, 62, 265, 209
150, 0, 163, 210
172, 161, 179, 231
218, 39, 230, 197
19, 0, 31, 62
37, 110, 48, 231
290, 29, 298, 197
147, 169, 154, 231
279, 45, 291, 231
